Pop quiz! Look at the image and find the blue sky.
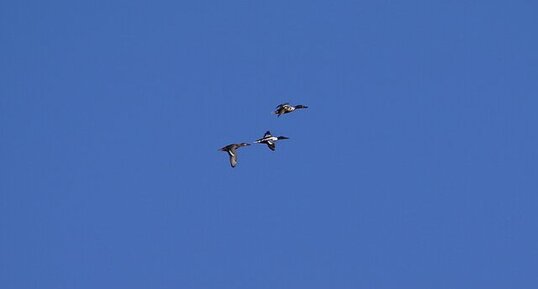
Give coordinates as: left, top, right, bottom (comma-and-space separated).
1, 0, 538, 288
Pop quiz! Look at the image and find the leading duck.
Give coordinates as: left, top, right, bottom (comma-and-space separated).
274, 103, 308, 117
254, 131, 289, 151
219, 143, 250, 168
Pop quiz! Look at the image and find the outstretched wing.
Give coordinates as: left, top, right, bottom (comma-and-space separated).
267, 141, 276, 151
227, 149, 238, 168
229, 152, 237, 168
276, 102, 289, 109
264, 131, 272, 138
229, 154, 238, 167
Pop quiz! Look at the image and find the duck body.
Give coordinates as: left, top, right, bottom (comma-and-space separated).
219, 143, 250, 168
254, 131, 289, 151
274, 103, 308, 117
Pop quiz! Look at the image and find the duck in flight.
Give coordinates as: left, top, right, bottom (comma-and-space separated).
219, 143, 250, 168
274, 103, 308, 117
254, 131, 289, 151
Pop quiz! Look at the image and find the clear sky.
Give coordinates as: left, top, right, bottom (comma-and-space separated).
1, 0, 537, 288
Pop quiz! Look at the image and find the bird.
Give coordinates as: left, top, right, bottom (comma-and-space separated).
218, 143, 250, 168
254, 131, 289, 151
274, 103, 308, 117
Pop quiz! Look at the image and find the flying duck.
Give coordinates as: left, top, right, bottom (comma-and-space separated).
219, 143, 250, 168
274, 103, 308, 117
254, 131, 289, 151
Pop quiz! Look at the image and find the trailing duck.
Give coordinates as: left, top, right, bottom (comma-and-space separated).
218, 143, 250, 168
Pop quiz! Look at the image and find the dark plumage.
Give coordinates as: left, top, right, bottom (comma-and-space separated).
218, 143, 250, 168
254, 131, 289, 151
274, 103, 308, 117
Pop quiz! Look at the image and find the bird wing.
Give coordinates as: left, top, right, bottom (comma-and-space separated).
227, 149, 235, 157
276, 103, 289, 109
264, 131, 272, 138
226, 148, 237, 167
229, 154, 237, 167
267, 142, 276, 151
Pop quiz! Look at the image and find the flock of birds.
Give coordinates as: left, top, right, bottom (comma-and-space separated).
219, 102, 308, 168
